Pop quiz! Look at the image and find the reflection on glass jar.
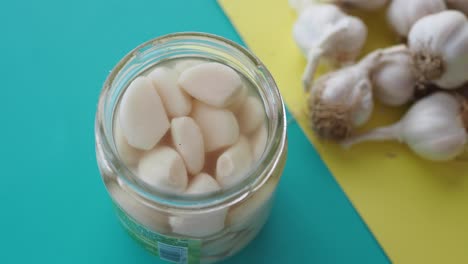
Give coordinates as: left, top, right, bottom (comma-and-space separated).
95, 32, 287, 264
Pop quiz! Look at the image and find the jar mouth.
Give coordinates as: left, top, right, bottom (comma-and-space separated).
96, 32, 287, 210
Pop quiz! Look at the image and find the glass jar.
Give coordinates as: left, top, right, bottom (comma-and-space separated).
95, 32, 287, 264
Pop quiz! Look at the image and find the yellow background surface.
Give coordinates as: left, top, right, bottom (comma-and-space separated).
219, 0, 468, 262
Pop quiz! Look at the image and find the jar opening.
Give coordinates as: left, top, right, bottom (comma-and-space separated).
96, 32, 287, 210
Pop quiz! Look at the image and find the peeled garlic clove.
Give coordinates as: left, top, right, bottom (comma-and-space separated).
236, 97, 265, 134
387, 0, 446, 37
343, 92, 468, 161
114, 118, 142, 166
179, 62, 243, 108
169, 172, 225, 237
409, 10, 468, 89
148, 67, 192, 118
372, 49, 417, 106
169, 172, 226, 237
119, 76, 170, 150
169, 208, 228, 238
173, 59, 203, 74
138, 146, 188, 194
249, 123, 268, 162
334, 0, 388, 10
186, 173, 220, 195
202, 232, 239, 256
216, 136, 252, 189
108, 181, 170, 233
227, 84, 248, 112
227, 179, 276, 231
446, 0, 468, 16
171, 117, 205, 175
227, 229, 260, 256
192, 102, 240, 152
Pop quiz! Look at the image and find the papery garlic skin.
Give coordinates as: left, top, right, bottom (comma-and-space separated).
344, 92, 468, 161
293, 4, 367, 89
371, 47, 417, 106
333, 0, 388, 10
446, 0, 468, 16
408, 10, 468, 89
387, 0, 446, 37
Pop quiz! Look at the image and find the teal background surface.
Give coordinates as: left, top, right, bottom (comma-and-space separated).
0, 1, 389, 263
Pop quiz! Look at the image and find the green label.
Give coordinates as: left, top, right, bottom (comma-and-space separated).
115, 206, 201, 264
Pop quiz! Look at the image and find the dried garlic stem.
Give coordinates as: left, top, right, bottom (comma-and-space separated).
302, 20, 350, 90
341, 123, 401, 148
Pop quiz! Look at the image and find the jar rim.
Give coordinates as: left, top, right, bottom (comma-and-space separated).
96, 32, 287, 210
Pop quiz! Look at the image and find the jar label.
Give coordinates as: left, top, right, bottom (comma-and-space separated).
115, 206, 201, 264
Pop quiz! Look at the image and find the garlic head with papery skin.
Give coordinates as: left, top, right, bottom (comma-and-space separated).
308, 50, 379, 140
343, 92, 468, 161
408, 10, 468, 89
371, 45, 418, 106
387, 0, 446, 37
308, 46, 407, 140
293, 3, 367, 89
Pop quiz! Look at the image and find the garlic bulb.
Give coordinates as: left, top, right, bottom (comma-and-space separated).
308, 50, 377, 140
387, 0, 446, 37
343, 92, 468, 161
309, 46, 407, 140
332, 0, 388, 10
293, 3, 367, 89
371, 45, 417, 106
408, 10, 468, 89
446, 0, 468, 16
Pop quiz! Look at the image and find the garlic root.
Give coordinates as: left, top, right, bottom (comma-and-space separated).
408, 10, 468, 89
411, 49, 446, 82
310, 78, 371, 140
